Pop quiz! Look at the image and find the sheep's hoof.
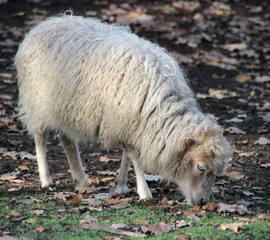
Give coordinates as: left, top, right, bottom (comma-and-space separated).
76, 178, 91, 187
138, 190, 153, 200
41, 178, 54, 188
115, 185, 129, 195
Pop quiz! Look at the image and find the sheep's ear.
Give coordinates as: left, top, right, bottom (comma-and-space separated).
186, 137, 198, 149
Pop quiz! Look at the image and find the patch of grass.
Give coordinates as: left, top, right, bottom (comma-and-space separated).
263, 151, 270, 156
0, 195, 269, 240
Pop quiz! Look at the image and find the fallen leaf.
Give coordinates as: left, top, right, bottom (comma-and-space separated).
81, 197, 103, 207
259, 163, 270, 168
146, 224, 163, 236
225, 127, 246, 135
203, 202, 215, 211
158, 222, 173, 233
75, 186, 96, 194
254, 137, 270, 145
160, 197, 173, 208
8, 187, 21, 192
237, 151, 255, 157
226, 171, 245, 181
208, 88, 237, 99
176, 235, 189, 240
0, 171, 20, 181
223, 42, 247, 51
101, 177, 115, 182
18, 165, 29, 171
242, 191, 254, 196
255, 75, 270, 83
218, 222, 246, 233
237, 199, 254, 207
66, 194, 82, 205
80, 214, 98, 224
187, 214, 201, 222
104, 199, 122, 205
95, 193, 113, 200
11, 210, 20, 217
30, 210, 44, 215
217, 203, 248, 215
235, 74, 251, 83
173, 1, 201, 12
98, 156, 121, 163
36, 226, 45, 233
175, 220, 189, 228
23, 218, 38, 225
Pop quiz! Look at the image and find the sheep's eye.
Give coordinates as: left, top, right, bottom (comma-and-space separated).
197, 163, 208, 174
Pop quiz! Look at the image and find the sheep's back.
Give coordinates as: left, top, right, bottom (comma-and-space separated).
15, 16, 192, 147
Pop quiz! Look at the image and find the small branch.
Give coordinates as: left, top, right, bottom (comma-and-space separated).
80, 223, 146, 238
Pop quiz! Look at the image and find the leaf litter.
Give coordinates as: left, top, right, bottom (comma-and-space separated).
0, 0, 270, 239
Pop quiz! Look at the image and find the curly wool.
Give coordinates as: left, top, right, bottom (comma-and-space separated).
15, 15, 230, 182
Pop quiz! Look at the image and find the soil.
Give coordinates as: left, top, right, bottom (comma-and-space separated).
0, 0, 269, 211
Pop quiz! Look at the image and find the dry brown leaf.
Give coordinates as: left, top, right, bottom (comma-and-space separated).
203, 202, 215, 211
36, 226, 45, 233
11, 210, 20, 217
80, 214, 98, 224
0, 171, 20, 181
176, 234, 189, 240
218, 222, 246, 233
175, 220, 189, 228
104, 199, 122, 205
18, 165, 29, 171
158, 222, 173, 233
226, 171, 245, 181
66, 194, 82, 205
235, 74, 251, 83
173, 1, 201, 12
75, 186, 96, 194
217, 203, 248, 215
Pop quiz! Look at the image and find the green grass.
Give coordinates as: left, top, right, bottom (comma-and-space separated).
0, 195, 269, 240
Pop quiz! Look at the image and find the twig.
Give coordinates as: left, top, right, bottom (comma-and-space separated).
80, 223, 147, 238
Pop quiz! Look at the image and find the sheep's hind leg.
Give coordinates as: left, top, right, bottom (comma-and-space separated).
115, 149, 130, 195
60, 133, 90, 187
132, 158, 152, 199
34, 130, 53, 188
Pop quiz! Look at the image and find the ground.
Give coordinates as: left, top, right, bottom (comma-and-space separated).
0, 0, 269, 239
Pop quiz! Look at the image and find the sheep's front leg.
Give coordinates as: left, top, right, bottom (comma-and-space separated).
115, 149, 130, 195
60, 133, 90, 187
132, 159, 152, 199
34, 131, 53, 188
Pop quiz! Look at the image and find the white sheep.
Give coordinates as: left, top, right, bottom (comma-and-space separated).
15, 15, 232, 206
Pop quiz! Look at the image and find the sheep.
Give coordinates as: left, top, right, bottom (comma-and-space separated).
15, 15, 233, 206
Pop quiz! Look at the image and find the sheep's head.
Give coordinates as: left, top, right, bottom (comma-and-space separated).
176, 132, 232, 206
